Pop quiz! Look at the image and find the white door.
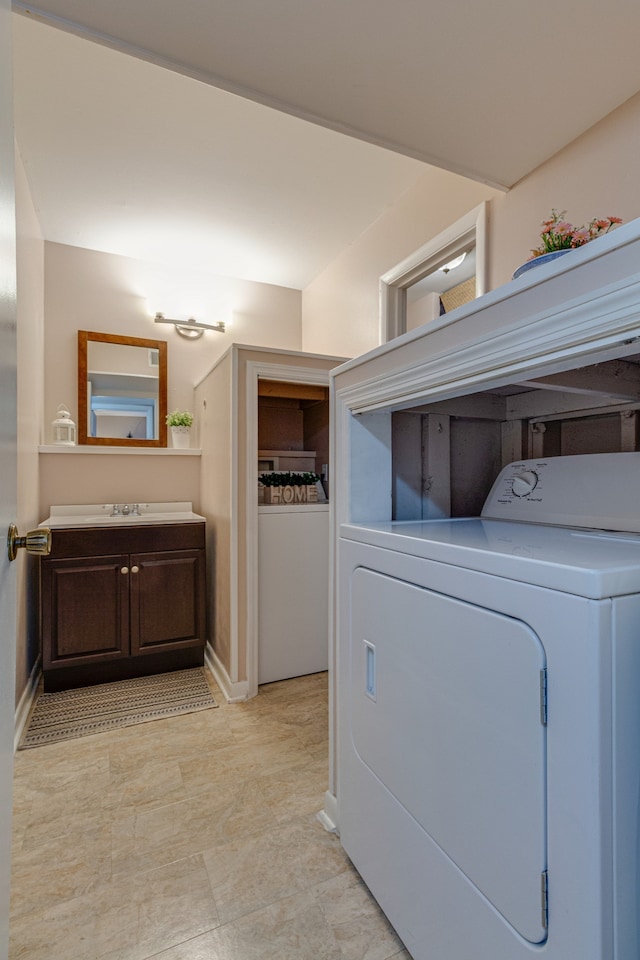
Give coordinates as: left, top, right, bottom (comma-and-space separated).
0, 2, 19, 956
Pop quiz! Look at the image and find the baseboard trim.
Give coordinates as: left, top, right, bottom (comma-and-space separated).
14, 659, 41, 753
205, 642, 250, 702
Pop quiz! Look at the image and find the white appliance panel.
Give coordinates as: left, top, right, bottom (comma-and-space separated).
338, 536, 640, 960
258, 507, 329, 684
482, 452, 640, 532
340, 518, 640, 598
350, 567, 547, 944
610, 596, 640, 958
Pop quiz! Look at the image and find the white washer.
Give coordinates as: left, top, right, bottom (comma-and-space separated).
337, 452, 640, 960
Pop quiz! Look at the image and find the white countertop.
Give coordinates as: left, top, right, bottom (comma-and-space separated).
40, 502, 205, 529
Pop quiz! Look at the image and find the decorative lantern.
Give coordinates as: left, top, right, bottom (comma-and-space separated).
52, 404, 76, 446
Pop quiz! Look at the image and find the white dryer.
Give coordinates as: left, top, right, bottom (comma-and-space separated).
337, 452, 640, 960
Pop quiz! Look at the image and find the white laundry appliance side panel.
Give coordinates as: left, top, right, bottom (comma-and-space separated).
258, 506, 329, 684
337, 537, 616, 960
350, 567, 547, 944
610, 595, 640, 960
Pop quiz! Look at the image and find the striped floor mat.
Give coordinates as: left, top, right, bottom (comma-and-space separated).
19, 667, 217, 749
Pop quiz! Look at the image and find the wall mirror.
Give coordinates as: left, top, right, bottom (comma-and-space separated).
379, 202, 487, 342
78, 331, 168, 447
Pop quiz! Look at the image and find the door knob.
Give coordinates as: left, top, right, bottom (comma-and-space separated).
7, 524, 52, 562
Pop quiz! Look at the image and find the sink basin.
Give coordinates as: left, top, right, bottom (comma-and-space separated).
81, 512, 194, 525
83, 513, 163, 522
40, 503, 205, 529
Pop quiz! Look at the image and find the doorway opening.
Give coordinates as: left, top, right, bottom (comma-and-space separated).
379, 202, 487, 341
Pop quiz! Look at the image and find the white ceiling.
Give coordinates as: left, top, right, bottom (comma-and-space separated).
12, 15, 426, 289
12, 1, 640, 290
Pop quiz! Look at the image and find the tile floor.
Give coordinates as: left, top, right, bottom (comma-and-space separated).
9, 670, 411, 960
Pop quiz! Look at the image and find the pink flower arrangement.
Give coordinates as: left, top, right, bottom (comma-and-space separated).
529, 209, 623, 260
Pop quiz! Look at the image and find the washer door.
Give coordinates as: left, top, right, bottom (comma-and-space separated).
350, 568, 547, 944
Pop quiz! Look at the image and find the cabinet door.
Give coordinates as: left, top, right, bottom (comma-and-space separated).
42, 554, 130, 669
129, 549, 205, 655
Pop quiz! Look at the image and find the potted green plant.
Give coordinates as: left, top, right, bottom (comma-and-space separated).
166, 409, 194, 449
259, 471, 320, 504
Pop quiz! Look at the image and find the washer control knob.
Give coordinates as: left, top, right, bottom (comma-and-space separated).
512, 470, 538, 497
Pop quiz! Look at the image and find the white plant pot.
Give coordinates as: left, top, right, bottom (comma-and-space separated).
170, 425, 191, 449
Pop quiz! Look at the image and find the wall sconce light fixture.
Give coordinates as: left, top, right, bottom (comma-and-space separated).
154, 312, 226, 340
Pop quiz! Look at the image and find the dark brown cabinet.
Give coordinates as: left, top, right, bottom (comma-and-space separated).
40, 523, 206, 690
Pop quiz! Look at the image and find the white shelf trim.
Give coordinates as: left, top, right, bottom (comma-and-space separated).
39, 445, 201, 456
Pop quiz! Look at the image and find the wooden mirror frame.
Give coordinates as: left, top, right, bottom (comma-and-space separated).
78, 331, 168, 447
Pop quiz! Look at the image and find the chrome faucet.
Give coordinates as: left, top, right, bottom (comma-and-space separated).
110, 503, 140, 517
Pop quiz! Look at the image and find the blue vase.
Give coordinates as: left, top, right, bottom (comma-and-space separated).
513, 248, 573, 280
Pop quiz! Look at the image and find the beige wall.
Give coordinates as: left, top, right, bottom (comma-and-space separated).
489, 92, 640, 289
195, 350, 233, 676
40, 242, 303, 517
38, 452, 202, 522
302, 92, 640, 359
44, 241, 303, 440
301, 166, 501, 358
15, 146, 44, 704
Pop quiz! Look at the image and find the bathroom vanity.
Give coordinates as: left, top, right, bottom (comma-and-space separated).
39, 503, 206, 691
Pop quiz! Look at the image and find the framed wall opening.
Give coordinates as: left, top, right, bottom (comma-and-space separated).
379, 202, 488, 342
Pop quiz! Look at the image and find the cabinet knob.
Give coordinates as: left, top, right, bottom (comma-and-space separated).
7, 524, 52, 562
121, 566, 129, 575
131, 565, 139, 574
